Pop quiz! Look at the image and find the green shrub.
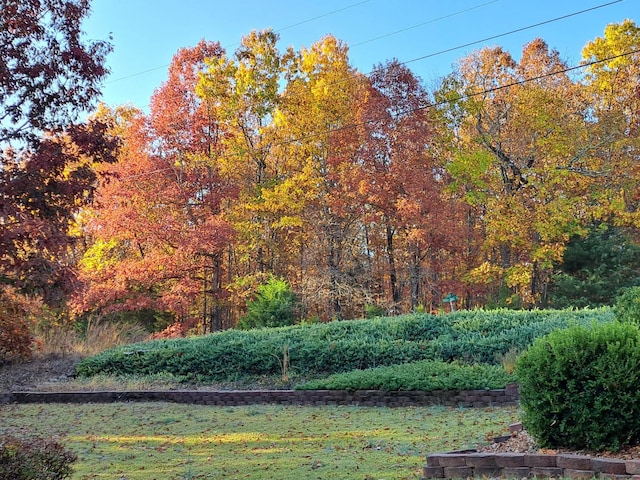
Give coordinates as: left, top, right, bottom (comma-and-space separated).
237, 276, 297, 329
0, 435, 77, 480
613, 286, 640, 325
515, 321, 640, 451
296, 360, 515, 391
364, 304, 386, 318
75, 308, 614, 384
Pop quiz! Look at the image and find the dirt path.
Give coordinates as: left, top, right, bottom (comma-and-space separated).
0, 356, 80, 392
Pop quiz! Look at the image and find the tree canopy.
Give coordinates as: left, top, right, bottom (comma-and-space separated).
1, 0, 113, 306
3, 9, 640, 334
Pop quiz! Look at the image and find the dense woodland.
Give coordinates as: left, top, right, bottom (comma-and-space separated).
2, 1, 640, 338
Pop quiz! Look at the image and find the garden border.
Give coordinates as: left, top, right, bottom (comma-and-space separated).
424, 424, 640, 479
0, 383, 519, 407
424, 450, 640, 479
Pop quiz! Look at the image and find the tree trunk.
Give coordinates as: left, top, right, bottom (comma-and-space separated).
385, 223, 400, 310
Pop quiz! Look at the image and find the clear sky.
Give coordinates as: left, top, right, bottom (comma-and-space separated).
82, 0, 635, 112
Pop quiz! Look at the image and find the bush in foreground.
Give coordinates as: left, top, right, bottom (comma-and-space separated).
296, 360, 515, 391
0, 435, 77, 480
516, 321, 640, 452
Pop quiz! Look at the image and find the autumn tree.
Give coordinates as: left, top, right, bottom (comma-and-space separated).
77, 41, 235, 329
197, 30, 289, 287
71, 23, 640, 325
269, 35, 371, 319
1, 119, 120, 306
542, 20, 640, 309
1, 0, 113, 304
198, 32, 373, 320
351, 60, 466, 312
0, 0, 113, 359
579, 20, 640, 224
436, 39, 590, 306
0, 0, 111, 145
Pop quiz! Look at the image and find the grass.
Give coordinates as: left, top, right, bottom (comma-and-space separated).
35, 370, 311, 392
0, 402, 520, 479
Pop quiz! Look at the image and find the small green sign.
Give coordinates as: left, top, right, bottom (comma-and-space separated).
443, 293, 458, 312
442, 293, 458, 303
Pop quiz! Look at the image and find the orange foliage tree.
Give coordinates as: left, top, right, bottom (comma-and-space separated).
352, 59, 467, 312
76, 41, 235, 330
75, 21, 640, 324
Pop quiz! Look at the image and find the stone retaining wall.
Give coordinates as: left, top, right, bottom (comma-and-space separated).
424, 451, 640, 479
424, 422, 640, 479
0, 384, 519, 408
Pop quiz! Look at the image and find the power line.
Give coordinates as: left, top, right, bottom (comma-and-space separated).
155, 0, 622, 97
104, 0, 505, 87
272, 0, 625, 112
275, 0, 371, 34
104, 0, 373, 85
398, 0, 623, 70
113, 47, 638, 182
351, 0, 500, 48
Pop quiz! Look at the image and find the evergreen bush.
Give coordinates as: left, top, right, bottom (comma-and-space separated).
296, 360, 515, 391
75, 308, 613, 384
613, 285, 640, 325
237, 276, 297, 329
515, 321, 640, 451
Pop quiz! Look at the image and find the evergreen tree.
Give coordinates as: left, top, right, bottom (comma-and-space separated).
549, 225, 640, 308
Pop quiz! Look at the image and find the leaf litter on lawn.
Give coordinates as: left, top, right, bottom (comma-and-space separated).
0, 402, 519, 480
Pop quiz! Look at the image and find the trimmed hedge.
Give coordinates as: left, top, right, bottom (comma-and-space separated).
296, 360, 515, 391
75, 308, 613, 383
516, 321, 640, 452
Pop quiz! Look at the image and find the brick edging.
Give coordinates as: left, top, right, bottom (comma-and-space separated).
424, 451, 640, 479
0, 383, 519, 407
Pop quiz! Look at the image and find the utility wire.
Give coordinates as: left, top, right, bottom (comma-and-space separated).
275, 0, 371, 33
129, 0, 622, 101
113, 47, 638, 182
102, 0, 615, 120
399, 0, 623, 69
104, 0, 373, 85
351, 0, 500, 48
104, 0, 504, 86
269, 0, 624, 111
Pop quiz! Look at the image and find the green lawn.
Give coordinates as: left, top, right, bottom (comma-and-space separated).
0, 402, 519, 479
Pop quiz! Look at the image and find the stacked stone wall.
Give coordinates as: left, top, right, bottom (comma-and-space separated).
424, 451, 640, 479
0, 384, 519, 407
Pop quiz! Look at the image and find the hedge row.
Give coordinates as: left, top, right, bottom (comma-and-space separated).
296, 360, 516, 391
75, 308, 613, 383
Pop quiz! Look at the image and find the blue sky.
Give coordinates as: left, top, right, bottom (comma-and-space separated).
82, 0, 635, 111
